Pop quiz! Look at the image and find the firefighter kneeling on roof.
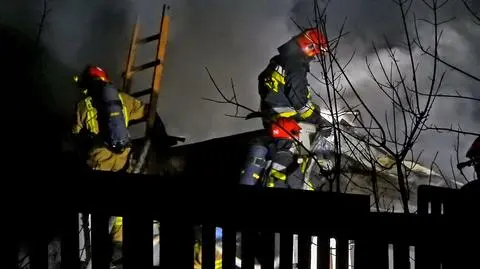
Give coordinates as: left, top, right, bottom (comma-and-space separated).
69, 65, 178, 260
240, 28, 332, 188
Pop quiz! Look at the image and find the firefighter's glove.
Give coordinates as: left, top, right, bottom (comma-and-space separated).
307, 109, 332, 128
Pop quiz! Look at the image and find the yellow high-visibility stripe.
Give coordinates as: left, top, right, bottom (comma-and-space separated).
271, 71, 285, 85
265, 71, 286, 93
84, 94, 129, 134
85, 97, 99, 134
118, 94, 129, 126
114, 216, 123, 227
299, 108, 314, 119
265, 65, 316, 121
270, 169, 287, 181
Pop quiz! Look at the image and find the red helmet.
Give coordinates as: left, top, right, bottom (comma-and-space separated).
85, 66, 110, 82
269, 117, 301, 140
295, 28, 328, 57
74, 65, 111, 88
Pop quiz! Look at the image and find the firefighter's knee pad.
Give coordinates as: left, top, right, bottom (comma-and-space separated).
240, 144, 268, 185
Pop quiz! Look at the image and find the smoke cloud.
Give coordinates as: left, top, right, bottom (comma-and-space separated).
291, 0, 480, 179
0, 0, 478, 179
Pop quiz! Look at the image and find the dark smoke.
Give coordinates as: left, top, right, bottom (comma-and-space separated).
0, 0, 478, 179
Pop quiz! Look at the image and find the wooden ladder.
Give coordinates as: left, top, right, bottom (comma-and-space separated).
121, 4, 178, 174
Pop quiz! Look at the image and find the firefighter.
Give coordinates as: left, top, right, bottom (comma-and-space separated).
71, 65, 174, 173
240, 28, 331, 187
70, 65, 177, 254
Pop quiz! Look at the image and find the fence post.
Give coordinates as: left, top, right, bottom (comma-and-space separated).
123, 213, 152, 269
160, 222, 194, 268
60, 211, 80, 269
90, 213, 111, 269
416, 186, 442, 269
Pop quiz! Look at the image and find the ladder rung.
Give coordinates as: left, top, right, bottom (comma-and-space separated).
137, 33, 160, 45
131, 88, 152, 98
129, 119, 145, 126
133, 60, 161, 72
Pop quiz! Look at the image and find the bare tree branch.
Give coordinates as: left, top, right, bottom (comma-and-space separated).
416, 46, 480, 83
461, 0, 480, 24
35, 0, 51, 50
425, 126, 480, 136
404, 88, 480, 102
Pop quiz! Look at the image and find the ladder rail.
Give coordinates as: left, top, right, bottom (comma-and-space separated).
146, 4, 170, 130
122, 18, 140, 94
132, 4, 171, 174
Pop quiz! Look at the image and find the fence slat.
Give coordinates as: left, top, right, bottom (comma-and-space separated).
316, 237, 329, 269
123, 213, 152, 269
415, 243, 440, 269
416, 186, 444, 269
160, 222, 194, 268
60, 211, 79, 269
372, 241, 389, 269
222, 227, 236, 269
279, 233, 293, 269
202, 224, 216, 269
259, 232, 275, 269
393, 244, 409, 269
6, 211, 20, 269
30, 237, 47, 269
355, 239, 388, 269
431, 199, 442, 216
336, 238, 348, 269
241, 231, 255, 269
91, 213, 111, 269
6, 236, 17, 269
417, 186, 430, 215
297, 234, 311, 269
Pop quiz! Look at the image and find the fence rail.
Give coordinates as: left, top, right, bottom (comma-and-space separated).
9, 171, 479, 269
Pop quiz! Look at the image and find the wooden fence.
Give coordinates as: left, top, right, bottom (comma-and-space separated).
8, 171, 479, 269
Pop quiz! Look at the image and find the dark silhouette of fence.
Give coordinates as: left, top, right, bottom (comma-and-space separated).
9, 171, 479, 269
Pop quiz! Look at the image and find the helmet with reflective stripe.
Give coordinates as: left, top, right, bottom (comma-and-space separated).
295, 28, 328, 57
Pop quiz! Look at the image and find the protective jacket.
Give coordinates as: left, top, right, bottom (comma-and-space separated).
254, 39, 327, 185
258, 54, 315, 123
241, 29, 330, 188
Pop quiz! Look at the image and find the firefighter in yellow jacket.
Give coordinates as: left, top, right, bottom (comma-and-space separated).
71, 65, 177, 246
71, 65, 174, 172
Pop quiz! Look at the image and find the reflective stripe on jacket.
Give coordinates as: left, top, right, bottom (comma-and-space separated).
72, 92, 148, 172
83, 94, 129, 134
73, 92, 147, 136
259, 55, 316, 121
